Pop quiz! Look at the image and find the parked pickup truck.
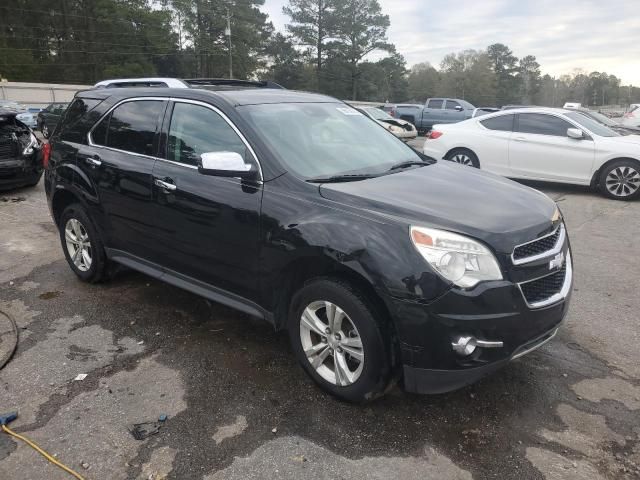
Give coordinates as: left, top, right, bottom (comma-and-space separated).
397, 98, 475, 132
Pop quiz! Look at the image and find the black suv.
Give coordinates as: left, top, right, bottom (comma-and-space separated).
45, 84, 573, 402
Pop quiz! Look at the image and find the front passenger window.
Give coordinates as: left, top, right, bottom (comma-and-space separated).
517, 113, 573, 137
167, 102, 247, 167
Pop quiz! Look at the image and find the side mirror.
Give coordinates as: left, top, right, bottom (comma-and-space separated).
198, 151, 256, 178
567, 128, 584, 139
455, 105, 463, 112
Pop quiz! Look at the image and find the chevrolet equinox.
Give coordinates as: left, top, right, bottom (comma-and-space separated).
45, 84, 573, 402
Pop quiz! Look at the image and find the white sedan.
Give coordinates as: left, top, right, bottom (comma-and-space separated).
423, 107, 640, 200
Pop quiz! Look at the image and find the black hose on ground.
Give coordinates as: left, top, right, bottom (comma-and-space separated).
0, 310, 19, 370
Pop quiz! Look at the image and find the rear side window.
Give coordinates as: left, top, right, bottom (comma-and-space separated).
167, 102, 247, 166
481, 114, 515, 132
93, 100, 164, 156
445, 100, 461, 110
517, 113, 572, 137
59, 98, 102, 143
428, 99, 443, 109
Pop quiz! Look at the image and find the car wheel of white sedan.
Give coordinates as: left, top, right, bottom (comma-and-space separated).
599, 160, 640, 200
445, 148, 479, 168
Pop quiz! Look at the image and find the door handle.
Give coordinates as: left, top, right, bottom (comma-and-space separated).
155, 178, 177, 192
513, 137, 527, 142
84, 155, 102, 167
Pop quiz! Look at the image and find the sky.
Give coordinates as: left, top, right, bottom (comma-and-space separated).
261, 0, 640, 85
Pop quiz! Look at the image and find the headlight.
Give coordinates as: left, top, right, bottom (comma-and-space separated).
22, 132, 39, 155
410, 226, 503, 288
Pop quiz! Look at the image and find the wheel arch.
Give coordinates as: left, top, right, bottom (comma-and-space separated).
272, 255, 393, 334
51, 188, 83, 227
590, 156, 640, 188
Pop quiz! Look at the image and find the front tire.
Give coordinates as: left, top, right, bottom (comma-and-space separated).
445, 148, 480, 168
288, 278, 393, 403
599, 160, 640, 200
59, 204, 109, 283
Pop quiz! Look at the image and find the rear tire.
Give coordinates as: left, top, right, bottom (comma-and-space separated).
599, 160, 640, 200
445, 148, 480, 168
288, 278, 393, 403
59, 203, 109, 283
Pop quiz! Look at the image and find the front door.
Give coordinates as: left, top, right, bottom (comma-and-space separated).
150, 100, 262, 302
509, 112, 595, 183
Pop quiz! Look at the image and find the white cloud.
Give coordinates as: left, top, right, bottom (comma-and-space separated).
261, 0, 640, 84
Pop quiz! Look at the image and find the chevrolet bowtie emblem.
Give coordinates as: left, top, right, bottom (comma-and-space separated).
549, 251, 565, 271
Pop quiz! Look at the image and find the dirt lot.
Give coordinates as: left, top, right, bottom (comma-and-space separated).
1, 149, 639, 479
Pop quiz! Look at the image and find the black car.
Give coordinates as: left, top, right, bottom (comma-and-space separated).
0, 109, 43, 190
37, 102, 69, 138
44, 84, 573, 402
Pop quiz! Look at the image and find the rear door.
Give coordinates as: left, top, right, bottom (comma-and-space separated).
422, 99, 445, 127
148, 99, 262, 302
81, 98, 167, 259
509, 112, 595, 183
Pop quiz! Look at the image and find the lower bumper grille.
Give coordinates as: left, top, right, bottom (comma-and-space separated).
0, 141, 16, 160
518, 252, 572, 308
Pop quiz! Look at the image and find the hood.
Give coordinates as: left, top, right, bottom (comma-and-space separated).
380, 118, 413, 130
319, 161, 558, 253
602, 134, 640, 146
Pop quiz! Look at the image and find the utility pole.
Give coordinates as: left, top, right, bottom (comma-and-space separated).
225, 8, 233, 79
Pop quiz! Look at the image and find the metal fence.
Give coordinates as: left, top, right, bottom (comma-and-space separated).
0, 81, 90, 108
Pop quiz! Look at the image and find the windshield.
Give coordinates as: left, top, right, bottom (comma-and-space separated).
584, 111, 617, 126
238, 103, 422, 179
566, 111, 619, 137
363, 107, 393, 121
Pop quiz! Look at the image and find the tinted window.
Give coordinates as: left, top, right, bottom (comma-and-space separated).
481, 114, 514, 132
428, 99, 443, 109
91, 113, 109, 146
445, 100, 461, 110
517, 113, 573, 136
167, 102, 247, 166
106, 100, 164, 156
59, 98, 102, 143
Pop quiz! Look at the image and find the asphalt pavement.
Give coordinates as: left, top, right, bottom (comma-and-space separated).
0, 141, 639, 479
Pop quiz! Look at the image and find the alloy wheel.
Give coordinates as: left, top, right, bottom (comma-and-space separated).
605, 166, 640, 197
64, 218, 92, 272
451, 153, 473, 166
299, 300, 364, 386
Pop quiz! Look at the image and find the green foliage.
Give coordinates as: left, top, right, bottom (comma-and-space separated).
1, 1, 636, 108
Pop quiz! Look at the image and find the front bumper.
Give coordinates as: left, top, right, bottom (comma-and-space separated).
0, 156, 43, 190
387, 245, 573, 394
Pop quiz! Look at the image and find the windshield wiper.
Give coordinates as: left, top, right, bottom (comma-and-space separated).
388, 160, 428, 171
306, 173, 378, 183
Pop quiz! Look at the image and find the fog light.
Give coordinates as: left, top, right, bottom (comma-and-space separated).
452, 336, 504, 356
452, 336, 476, 356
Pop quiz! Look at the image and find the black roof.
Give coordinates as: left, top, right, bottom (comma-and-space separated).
77, 86, 338, 107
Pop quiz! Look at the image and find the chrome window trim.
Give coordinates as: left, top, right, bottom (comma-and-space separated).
511, 328, 558, 360
511, 223, 565, 265
86, 96, 264, 182
517, 251, 573, 309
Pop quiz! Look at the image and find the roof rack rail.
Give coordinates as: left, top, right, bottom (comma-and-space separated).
183, 78, 285, 89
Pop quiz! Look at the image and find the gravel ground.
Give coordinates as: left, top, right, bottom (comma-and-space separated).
0, 146, 639, 479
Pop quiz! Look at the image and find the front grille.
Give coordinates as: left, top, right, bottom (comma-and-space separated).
513, 225, 562, 261
0, 141, 15, 160
520, 263, 566, 305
